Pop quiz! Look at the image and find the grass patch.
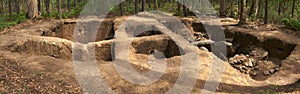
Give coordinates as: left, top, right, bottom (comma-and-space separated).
0, 13, 26, 29
282, 18, 300, 31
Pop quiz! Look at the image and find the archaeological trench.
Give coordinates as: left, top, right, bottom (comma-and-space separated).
0, 13, 299, 93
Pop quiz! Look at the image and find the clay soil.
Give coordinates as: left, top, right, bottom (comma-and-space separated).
0, 14, 299, 93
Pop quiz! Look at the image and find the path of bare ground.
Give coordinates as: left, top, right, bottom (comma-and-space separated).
0, 12, 299, 93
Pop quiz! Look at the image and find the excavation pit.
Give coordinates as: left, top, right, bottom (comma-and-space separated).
225, 28, 297, 81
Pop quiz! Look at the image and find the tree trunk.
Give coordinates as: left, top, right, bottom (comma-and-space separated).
229, 0, 234, 17
278, 0, 281, 15
154, 0, 158, 10
281, 0, 286, 14
26, 0, 39, 19
0, 0, 2, 16
183, 1, 187, 16
67, 0, 70, 12
220, 0, 226, 17
15, 0, 20, 15
135, 0, 139, 13
177, 2, 181, 11
45, 0, 50, 15
73, 0, 77, 7
248, 0, 258, 16
264, 0, 268, 24
37, 0, 41, 12
142, 0, 145, 11
119, 1, 123, 16
238, 0, 247, 25
291, 0, 296, 18
257, 0, 262, 18
128, 0, 131, 5
9, 0, 12, 16
148, 0, 151, 8
58, 0, 62, 19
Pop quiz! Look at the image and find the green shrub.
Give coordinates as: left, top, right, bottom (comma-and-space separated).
0, 13, 26, 29
173, 11, 184, 17
281, 18, 300, 31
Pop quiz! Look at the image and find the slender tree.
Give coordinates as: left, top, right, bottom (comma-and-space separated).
135, 0, 139, 13
248, 0, 259, 16
0, 0, 2, 16
45, 0, 51, 15
74, 0, 77, 7
238, 0, 247, 25
9, 0, 12, 16
228, 0, 235, 17
278, 0, 282, 15
257, 0, 262, 18
182, 0, 187, 16
220, 0, 226, 17
154, 0, 158, 10
119, 1, 123, 15
142, 0, 145, 11
282, 0, 286, 14
15, 0, 20, 15
58, 0, 62, 19
291, 0, 296, 18
67, 0, 70, 12
148, 0, 151, 8
264, 0, 268, 24
37, 0, 41, 12
177, 1, 181, 11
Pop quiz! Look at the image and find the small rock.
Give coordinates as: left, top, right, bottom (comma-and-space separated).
240, 69, 247, 74
233, 65, 239, 69
269, 69, 275, 74
239, 59, 244, 63
229, 58, 233, 61
263, 71, 270, 75
51, 54, 58, 58
249, 71, 257, 76
228, 60, 234, 64
200, 46, 209, 51
244, 62, 249, 66
234, 54, 239, 57
232, 60, 237, 64
275, 67, 280, 71
236, 60, 242, 64
248, 62, 253, 67
254, 66, 259, 70
242, 66, 247, 70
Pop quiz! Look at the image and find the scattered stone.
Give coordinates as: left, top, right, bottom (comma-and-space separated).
244, 62, 249, 66
248, 61, 254, 67
249, 71, 257, 76
269, 69, 276, 74
228, 58, 234, 64
263, 71, 270, 75
200, 46, 209, 51
228, 47, 281, 77
234, 54, 239, 57
250, 48, 268, 60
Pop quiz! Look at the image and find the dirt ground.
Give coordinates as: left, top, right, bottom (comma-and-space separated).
0, 13, 299, 93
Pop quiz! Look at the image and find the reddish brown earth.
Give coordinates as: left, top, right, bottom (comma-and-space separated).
0, 13, 299, 93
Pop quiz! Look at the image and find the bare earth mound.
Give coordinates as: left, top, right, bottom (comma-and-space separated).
0, 12, 299, 93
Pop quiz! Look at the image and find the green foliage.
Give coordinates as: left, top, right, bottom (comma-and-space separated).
173, 11, 184, 17
282, 18, 300, 31
0, 13, 26, 29
41, 1, 86, 19
159, 2, 177, 13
